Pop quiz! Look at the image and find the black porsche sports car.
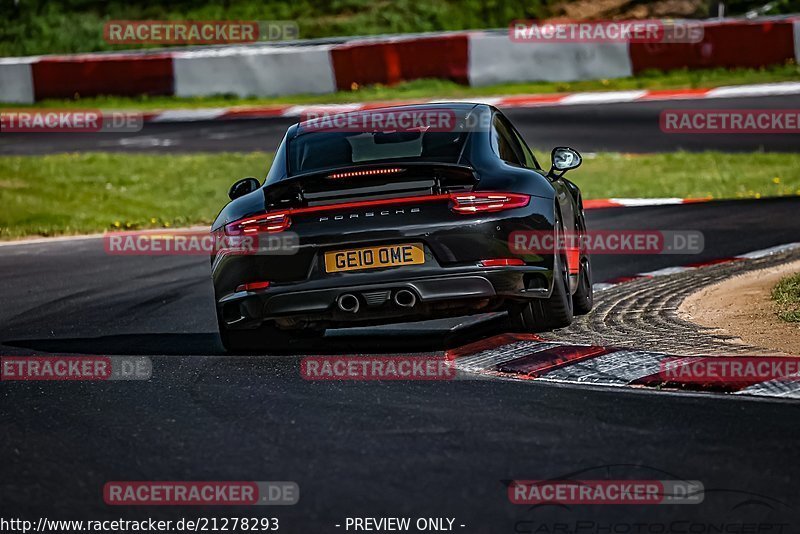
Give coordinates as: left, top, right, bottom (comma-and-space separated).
211, 103, 591, 352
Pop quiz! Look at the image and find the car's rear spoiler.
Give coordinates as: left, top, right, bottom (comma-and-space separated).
262, 162, 479, 211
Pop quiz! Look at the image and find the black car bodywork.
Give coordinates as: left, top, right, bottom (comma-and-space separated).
211, 103, 591, 352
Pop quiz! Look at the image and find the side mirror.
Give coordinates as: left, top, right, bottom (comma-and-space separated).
228, 177, 261, 200
548, 147, 582, 178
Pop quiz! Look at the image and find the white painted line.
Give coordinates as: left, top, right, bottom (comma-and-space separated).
150, 108, 229, 122
638, 266, 695, 277
428, 97, 503, 106
736, 242, 800, 259
704, 82, 800, 99
137, 82, 800, 124
0, 226, 210, 248
587, 241, 800, 295
592, 283, 617, 292
282, 103, 365, 117
558, 90, 648, 105
0, 233, 107, 247
611, 198, 686, 207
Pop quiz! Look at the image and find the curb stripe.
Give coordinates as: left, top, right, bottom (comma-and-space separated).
138, 81, 800, 123
447, 241, 800, 398
450, 336, 800, 398
592, 242, 800, 293
538, 350, 692, 386
496, 345, 610, 377
583, 197, 713, 210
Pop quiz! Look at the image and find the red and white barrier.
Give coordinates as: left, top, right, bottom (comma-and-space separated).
173, 45, 337, 97
0, 57, 36, 104
1, 19, 798, 104
468, 33, 632, 86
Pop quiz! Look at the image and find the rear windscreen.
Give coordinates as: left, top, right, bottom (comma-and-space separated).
287, 122, 470, 175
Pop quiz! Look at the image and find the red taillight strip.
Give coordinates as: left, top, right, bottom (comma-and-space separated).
236, 281, 271, 292
480, 258, 525, 267
224, 192, 531, 235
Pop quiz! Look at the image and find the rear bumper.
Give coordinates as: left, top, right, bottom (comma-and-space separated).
218, 266, 552, 329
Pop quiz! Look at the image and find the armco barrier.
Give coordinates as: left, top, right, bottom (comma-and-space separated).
1, 19, 798, 104
630, 20, 796, 73
330, 34, 469, 90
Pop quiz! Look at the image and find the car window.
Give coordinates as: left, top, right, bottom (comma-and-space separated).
508, 124, 540, 170
490, 115, 524, 166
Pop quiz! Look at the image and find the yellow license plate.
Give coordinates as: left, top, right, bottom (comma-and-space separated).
325, 243, 425, 273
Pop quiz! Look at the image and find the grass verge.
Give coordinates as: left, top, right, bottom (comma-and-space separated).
4, 64, 800, 112
772, 272, 800, 322
1, 150, 799, 240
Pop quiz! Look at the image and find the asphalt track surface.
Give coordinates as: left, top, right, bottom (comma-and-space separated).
2, 197, 800, 531
1, 95, 798, 155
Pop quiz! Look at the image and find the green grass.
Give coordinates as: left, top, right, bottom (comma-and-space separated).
572, 152, 800, 200
0, 0, 559, 57
0, 152, 272, 239
772, 272, 800, 322
1, 150, 799, 240
6, 64, 800, 111
7, 0, 799, 57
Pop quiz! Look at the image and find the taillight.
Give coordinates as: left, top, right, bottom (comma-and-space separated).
224, 212, 291, 235
449, 192, 530, 214
236, 281, 271, 292
479, 258, 525, 267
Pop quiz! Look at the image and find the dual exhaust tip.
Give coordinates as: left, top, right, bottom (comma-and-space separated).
337, 289, 417, 313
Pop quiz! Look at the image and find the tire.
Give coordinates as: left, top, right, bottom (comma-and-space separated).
509, 252, 574, 333
572, 257, 593, 315
218, 316, 324, 354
